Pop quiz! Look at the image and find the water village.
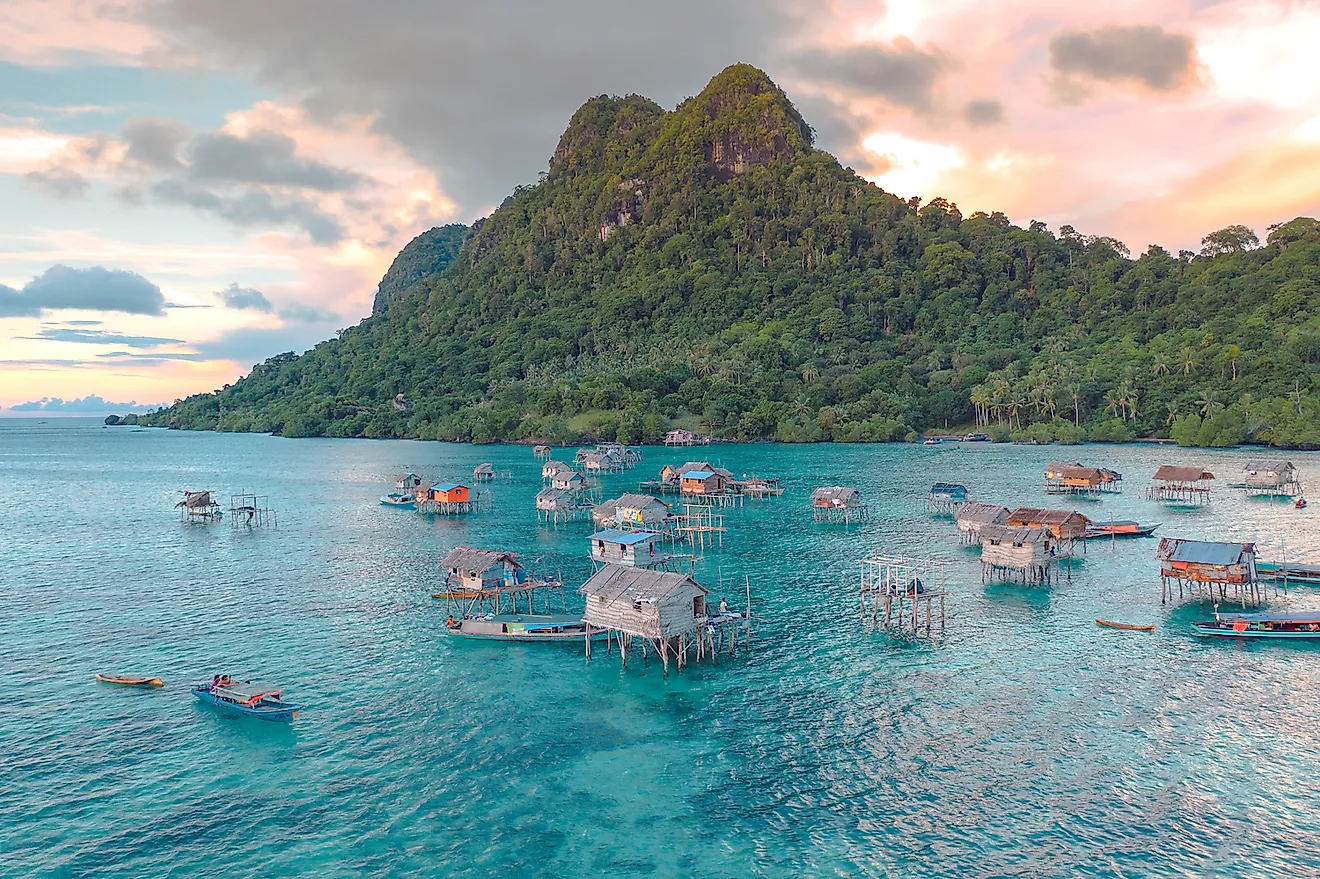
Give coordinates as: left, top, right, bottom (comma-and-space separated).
130, 443, 1320, 720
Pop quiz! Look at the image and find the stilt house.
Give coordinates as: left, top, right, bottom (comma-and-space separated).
1149, 465, 1214, 503
580, 566, 709, 671
980, 525, 1055, 585
1156, 537, 1260, 606
955, 503, 1010, 545
1242, 461, 1299, 496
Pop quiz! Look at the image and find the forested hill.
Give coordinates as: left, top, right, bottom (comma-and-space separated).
140, 64, 1320, 448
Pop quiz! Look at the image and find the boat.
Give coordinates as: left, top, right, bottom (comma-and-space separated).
380, 492, 415, 508
445, 613, 607, 643
1084, 520, 1159, 540
191, 677, 301, 722
922, 437, 942, 445
96, 673, 164, 687
963, 433, 988, 442
1095, 619, 1155, 632
1192, 611, 1320, 639
1255, 560, 1320, 584
1298, 498, 1309, 509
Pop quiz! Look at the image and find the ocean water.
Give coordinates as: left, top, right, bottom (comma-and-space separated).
4, 419, 1320, 878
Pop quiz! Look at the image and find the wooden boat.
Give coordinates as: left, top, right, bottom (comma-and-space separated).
1256, 561, 1320, 584
1084, 520, 1159, 540
445, 613, 607, 643
1095, 619, 1155, 632
96, 673, 164, 687
191, 677, 300, 722
379, 492, 415, 508
1192, 611, 1320, 640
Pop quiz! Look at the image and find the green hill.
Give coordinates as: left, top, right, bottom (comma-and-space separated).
140, 64, 1320, 448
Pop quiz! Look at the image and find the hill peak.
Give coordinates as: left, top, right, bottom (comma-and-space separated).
675, 63, 814, 177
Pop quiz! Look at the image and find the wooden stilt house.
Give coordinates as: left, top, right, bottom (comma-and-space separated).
1156, 537, 1261, 607
432, 545, 565, 617
928, 482, 968, 513
416, 482, 475, 515
176, 490, 222, 522
979, 525, 1056, 585
1242, 461, 1300, 497
954, 503, 1009, 545
1045, 463, 1122, 495
536, 488, 584, 524
473, 463, 495, 482
588, 529, 686, 570
664, 429, 696, 447
1148, 466, 1214, 503
580, 566, 713, 672
812, 486, 869, 523
1006, 508, 1089, 549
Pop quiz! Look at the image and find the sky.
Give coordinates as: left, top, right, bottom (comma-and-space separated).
3, 0, 1320, 413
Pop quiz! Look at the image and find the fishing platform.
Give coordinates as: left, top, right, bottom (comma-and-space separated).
858, 554, 948, 636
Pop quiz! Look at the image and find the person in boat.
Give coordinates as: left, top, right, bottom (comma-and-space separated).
447, 616, 457, 629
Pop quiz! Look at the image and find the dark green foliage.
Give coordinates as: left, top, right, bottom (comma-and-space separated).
372, 224, 468, 314
140, 65, 1320, 448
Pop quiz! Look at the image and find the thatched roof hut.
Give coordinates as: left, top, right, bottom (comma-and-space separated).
580, 566, 708, 640
1006, 507, 1090, 541
536, 488, 575, 512
811, 486, 862, 508
980, 525, 1055, 584
439, 546, 524, 592
955, 503, 1009, 544
1243, 461, 1297, 489
594, 493, 670, 527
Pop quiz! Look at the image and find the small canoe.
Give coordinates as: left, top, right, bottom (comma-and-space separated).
446, 613, 608, 643
1095, 619, 1155, 632
97, 673, 164, 687
1084, 521, 1159, 539
380, 493, 415, 508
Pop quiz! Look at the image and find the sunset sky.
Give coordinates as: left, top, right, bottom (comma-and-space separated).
3, 0, 1320, 413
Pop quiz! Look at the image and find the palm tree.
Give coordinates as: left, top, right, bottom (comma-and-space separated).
1152, 354, 1170, 376
1180, 346, 1199, 376
792, 397, 810, 417
801, 365, 820, 384
1196, 390, 1221, 417
1165, 401, 1181, 426
1070, 383, 1082, 426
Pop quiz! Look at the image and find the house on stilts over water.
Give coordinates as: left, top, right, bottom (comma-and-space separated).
533, 444, 551, 460
1006, 508, 1089, 553
588, 529, 689, 571
1044, 462, 1122, 495
580, 566, 749, 672
1241, 461, 1301, 497
473, 462, 509, 483
1156, 537, 1266, 608
979, 525, 1057, 585
176, 490, 223, 522
1147, 465, 1214, 504
536, 487, 587, 525
593, 494, 674, 533
415, 481, 478, 515
928, 482, 968, 513
954, 503, 1009, 545
432, 545, 565, 617
812, 486, 869, 523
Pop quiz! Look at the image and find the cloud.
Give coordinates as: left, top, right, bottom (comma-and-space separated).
153, 0, 804, 212
24, 165, 90, 198
192, 324, 330, 367
277, 302, 338, 323
0, 265, 166, 317
122, 116, 190, 169
10, 394, 147, 412
963, 99, 1004, 127
217, 282, 272, 312
1049, 25, 1200, 103
147, 177, 346, 243
25, 327, 184, 347
789, 38, 949, 112
187, 129, 364, 190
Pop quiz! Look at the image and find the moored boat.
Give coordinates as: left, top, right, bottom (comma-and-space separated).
380, 492, 415, 508
96, 673, 164, 687
1095, 619, 1155, 632
445, 613, 607, 643
191, 676, 301, 722
1084, 520, 1159, 540
1192, 611, 1320, 639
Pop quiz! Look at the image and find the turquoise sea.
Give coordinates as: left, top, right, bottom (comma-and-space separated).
5, 418, 1320, 878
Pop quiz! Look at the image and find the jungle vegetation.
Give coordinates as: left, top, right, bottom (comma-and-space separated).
131, 65, 1320, 448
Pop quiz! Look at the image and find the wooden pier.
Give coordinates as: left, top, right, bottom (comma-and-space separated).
675, 503, 726, 550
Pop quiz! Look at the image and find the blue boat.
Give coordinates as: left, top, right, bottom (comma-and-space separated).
380, 492, 415, 508
191, 677, 301, 722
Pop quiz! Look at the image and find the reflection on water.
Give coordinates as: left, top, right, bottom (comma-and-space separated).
3, 420, 1320, 878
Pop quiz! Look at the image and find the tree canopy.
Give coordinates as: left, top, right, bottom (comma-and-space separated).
135, 65, 1320, 449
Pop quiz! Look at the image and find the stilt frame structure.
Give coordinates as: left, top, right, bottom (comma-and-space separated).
230, 492, 277, 528
858, 554, 948, 637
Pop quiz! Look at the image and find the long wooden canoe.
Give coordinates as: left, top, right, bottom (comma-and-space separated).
96, 673, 164, 687
1095, 619, 1155, 632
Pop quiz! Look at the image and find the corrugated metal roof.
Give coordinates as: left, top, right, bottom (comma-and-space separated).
1158, 538, 1252, 565
956, 503, 1009, 525
980, 524, 1048, 545
433, 482, 463, 492
930, 482, 968, 497
589, 529, 656, 545
681, 470, 720, 480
